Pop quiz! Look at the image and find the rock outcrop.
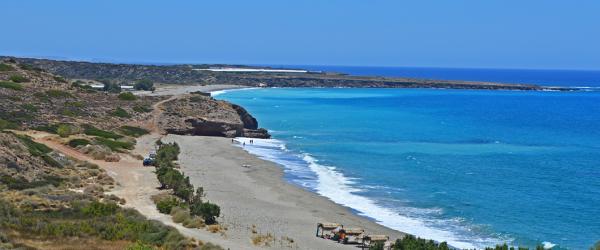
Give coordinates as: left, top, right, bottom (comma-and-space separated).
157, 94, 270, 138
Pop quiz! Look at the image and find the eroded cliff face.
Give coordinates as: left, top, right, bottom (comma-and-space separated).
157, 94, 270, 138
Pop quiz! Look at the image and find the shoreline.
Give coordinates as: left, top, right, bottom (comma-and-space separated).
160, 134, 407, 249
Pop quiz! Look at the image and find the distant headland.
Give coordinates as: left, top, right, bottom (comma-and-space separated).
0, 56, 576, 91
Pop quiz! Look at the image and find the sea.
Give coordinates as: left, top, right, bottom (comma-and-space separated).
214, 67, 600, 250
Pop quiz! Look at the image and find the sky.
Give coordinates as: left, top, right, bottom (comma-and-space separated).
1, 0, 599, 70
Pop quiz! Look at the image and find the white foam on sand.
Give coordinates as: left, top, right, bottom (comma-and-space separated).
234, 137, 505, 249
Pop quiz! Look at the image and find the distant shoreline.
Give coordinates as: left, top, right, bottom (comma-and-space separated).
0, 56, 581, 91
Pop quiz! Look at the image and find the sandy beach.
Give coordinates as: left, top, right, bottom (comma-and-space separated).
159, 134, 405, 249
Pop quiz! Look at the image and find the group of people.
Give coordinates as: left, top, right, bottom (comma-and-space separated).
232, 139, 255, 146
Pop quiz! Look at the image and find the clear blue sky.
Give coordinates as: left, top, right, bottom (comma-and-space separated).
1, 0, 599, 70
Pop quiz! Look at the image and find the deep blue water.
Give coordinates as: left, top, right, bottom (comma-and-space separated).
216, 88, 600, 249
266, 65, 600, 88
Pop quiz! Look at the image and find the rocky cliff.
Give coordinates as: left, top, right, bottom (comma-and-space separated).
157, 94, 270, 138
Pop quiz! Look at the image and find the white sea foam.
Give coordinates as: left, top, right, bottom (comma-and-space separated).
210, 87, 259, 97
234, 137, 505, 249
542, 241, 556, 249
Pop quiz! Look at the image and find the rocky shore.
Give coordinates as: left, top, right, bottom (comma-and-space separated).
157, 94, 270, 138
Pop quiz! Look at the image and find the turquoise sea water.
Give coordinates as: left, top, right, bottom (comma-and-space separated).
216, 88, 600, 249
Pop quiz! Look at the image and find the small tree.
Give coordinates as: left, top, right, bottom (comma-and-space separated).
134, 79, 155, 91
102, 81, 121, 93
190, 201, 220, 225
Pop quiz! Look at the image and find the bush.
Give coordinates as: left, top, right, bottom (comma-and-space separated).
95, 137, 134, 151
0, 63, 14, 71
156, 196, 180, 214
83, 125, 123, 139
21, 103, 38, 112
119, 92, 137, 101
68, 138, 91, 148
9, 75, 29, 83
53, 76, 67, 83
46, 89, 73, 98
0, 174, 63, 190
0, 81, 23, 91
57, 123, 80, 137
0, 119, 18, 130
190, 201, 220, 225
103, 82, 121, 93
133, 105, 152, 113
170, 207, 191, 224
119, 126, 150, 137
15, 134, 52, 156
126, 241, 156, 250
392, 235, 449, 250
112, 107, 131, 118
134, 79, 155, 91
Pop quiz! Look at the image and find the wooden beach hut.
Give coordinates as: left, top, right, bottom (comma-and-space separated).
315, 222, 342, 238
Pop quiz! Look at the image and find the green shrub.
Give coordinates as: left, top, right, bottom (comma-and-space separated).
53, 76, 67, 83
156, 196, 180, 214
21, 103, 38, 112
83, 125, 123, 139
0, 119, 18, 130
133, 105, 152, 113
392, 235, 449, 250
126, 241, 156, 250
65, 101, 84, 108
33, 124, 59, 133
190, 201, 220, 225
0, 63, 14, 71
118, 92, 137, 101
95, 137, 134, 151
68, 138, 91, 148
119, 126, 150, 137
46, 89, 73, 98
0, 81, 23, 91
9, 75, 29, 83
103, 82, 121, 93
0, 174, 63, 190
57, 124, 79, 137
134, 79, 154, 91
15, 134, 52, 156
111, 107, 131, 118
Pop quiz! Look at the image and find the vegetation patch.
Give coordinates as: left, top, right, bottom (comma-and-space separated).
0, 174, 63, 190
15, 134, 52, 156
134, 79, 155, 91
0, 81, 23, 91
0, 119, 18, 130
133, 105, 152, 113
111, 107, 131, 118
68, 138, 91, 148
21, 103, 38, 112
94, 137, 134, 151
53, 76, 68, 83
9, 75, 29, 83
57, 124, 81, 137
119, 126, 149, 137
83, 125, 123, 139
0, 199, 191, 249
46, 89, 73, 98
118, 92, 137, 101
0, 63, 14, 71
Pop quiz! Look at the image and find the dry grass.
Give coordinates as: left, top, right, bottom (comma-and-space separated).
251, 233, 275, 247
